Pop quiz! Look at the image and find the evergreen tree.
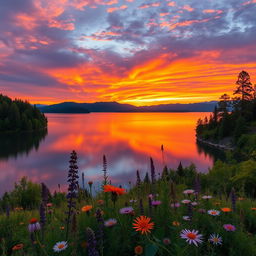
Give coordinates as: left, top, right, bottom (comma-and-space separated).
177, 162, 184, 176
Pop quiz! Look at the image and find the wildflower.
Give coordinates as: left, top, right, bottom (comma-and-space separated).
163, 238, 171, 245
46, 203, 53, 207
202, 195, 212, 200
119, 207, 134, 215
88, 181, 93, 185
103, 185, 125, 195
81, 205, 93, 212
180, 229, 203, 246
181, 199, 191, 204
214, 202, 221, 206
60, 226, 65, 230
208, 209, 220, 216
97, 200, 104, 205
53, 241, 68, 252
12, 244, 24, 251
183, 216, 191, 221
172, 221, 180, 226
183, 189, 195, 195
221, 207, 232, 213
209, 234, 222, 245
251, 207, 256, 211
223, 224, 236, 232
28, 218, 41, 233
170, 202, 180, 208
130, 199, 137, 204
191, 202, 198, 206
104, 218, 117, 227
238, 197, 245, 201
151, 200, 161, 206
133, 216, 154, 235
86, 227, 100, 256
148, 194, 154, 200
66, 151, 79, 240
134, 245, 143, 255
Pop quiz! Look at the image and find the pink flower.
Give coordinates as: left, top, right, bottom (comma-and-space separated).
181, 199, 191, 204
104, 218, 117, 227
183, 189, 195, 195
151, 200, 161, 206
180, 229, 203, 246
170, 202, 180, 208
223, 224, 236, 232
119, 207, 134, 215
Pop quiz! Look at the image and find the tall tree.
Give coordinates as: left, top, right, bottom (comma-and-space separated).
234, 71, 254, 101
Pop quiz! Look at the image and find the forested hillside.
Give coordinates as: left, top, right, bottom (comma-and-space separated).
0, 94, 47, 132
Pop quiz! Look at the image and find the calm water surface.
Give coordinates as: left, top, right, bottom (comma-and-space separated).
0, 113, 214, 194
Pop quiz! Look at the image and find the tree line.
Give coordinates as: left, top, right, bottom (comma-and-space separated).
196, 71, 256, 142
0, 94, 47, 132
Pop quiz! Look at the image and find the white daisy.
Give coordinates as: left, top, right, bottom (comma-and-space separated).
104, 218, 117, 227
209, 234, 222, 245
207, 209, 220, 216
53, 241, 68, 252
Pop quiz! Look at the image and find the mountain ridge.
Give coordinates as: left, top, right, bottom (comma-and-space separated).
38, 101, 217, 113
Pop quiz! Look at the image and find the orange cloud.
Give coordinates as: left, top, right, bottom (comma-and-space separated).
167, 1, 176, 7
107, 5, 127, 12
203, 9, 223, 14
182, 5, 194, 12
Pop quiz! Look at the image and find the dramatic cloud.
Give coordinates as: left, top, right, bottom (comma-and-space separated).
0, 0, 256, 105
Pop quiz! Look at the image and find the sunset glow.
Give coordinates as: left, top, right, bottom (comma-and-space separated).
1, 0, 256, 105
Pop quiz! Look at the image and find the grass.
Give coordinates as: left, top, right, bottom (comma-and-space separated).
1, 175, 256, 256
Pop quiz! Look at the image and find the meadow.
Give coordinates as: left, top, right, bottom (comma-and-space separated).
0, 151, 256, 256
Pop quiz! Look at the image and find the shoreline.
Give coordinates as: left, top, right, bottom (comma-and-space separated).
196, 136, 235, 151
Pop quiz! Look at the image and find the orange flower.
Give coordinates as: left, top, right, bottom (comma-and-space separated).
221, 208, 232, 213
81, 205, 93, 212
251, 207, 256, 211
103, 185, 126, 195
60, 226, 65, 230
134, 245, 143, 255
12, 244, 24, 251
172, 221, 180, 226
133, 216, 154, 235
29, 218, 38, 224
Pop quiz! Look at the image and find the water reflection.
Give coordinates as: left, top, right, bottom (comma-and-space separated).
196, 140, 226, 163
0, 113, 215, 194
0, 130, 47, 160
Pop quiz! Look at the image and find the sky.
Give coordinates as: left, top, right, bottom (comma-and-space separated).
0, 0, 256, 106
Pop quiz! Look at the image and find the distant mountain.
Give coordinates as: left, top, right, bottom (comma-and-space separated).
39, 102, 90, 113
38, 101, 217, 113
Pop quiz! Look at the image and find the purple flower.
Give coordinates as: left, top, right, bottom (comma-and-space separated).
119, 207, 134, 215
151, 200, 161, 206
28, 218, 41, 233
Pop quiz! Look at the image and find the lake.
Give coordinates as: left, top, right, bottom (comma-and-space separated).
0, 112, 216, 194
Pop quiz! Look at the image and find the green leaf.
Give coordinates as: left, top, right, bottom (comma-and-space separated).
145, 244, 158, 256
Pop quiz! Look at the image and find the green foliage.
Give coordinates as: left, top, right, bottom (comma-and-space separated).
0, 94, 47, 132
0, 177, 41, 211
